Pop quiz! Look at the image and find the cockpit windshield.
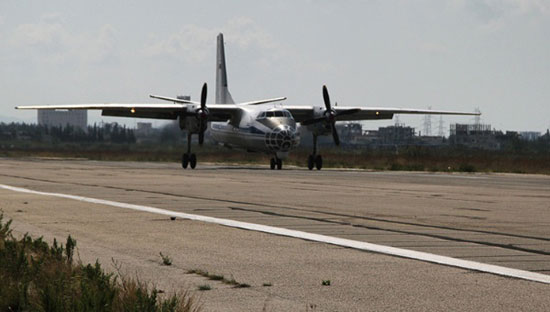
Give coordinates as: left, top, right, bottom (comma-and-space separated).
257, 110, 292, 119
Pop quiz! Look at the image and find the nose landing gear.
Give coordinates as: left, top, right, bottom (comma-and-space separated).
270, 157, 283, 170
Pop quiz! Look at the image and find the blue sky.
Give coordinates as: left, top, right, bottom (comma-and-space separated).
1, 0, 549, 134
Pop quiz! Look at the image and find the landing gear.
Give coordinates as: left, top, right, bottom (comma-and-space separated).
270, 157, 283, 170
189, 153, 197, 169
182, 153, 189, 169
307, 135, 323, 170
182, 133, 198, 170
315, 155, 322, 170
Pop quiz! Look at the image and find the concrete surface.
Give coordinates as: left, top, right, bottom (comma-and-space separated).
1, 158, 549, 311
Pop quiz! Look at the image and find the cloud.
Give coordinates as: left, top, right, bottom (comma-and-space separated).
450, 0, 549, 34
142, 18, 285, 65
83, 24, 119, 64
419, 42, 449, 55
451, 0, 550, 16
6, 14, 119, 65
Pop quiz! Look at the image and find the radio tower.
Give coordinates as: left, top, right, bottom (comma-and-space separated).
394, 114, 400, 126
438, 115, 445, 137
474, 107, 481, 131
423, 106, 432, 136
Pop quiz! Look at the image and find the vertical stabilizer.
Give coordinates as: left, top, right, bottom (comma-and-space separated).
216, 33, 235, 104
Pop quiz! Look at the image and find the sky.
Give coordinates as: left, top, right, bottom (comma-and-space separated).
1, 0, 549, 135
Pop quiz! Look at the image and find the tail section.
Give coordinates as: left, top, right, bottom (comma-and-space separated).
216, 33, 235, 104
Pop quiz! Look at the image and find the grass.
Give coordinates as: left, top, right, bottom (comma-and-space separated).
3, 142, 550, 174
0, 213, 201, 312
322, 280, 331, 286
187, 269, 250, 288
262, 283, 272, 287
197, 285, 211, 291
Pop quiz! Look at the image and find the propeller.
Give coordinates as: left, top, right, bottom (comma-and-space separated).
300, 85, 360, 146
196, 83, 208, 145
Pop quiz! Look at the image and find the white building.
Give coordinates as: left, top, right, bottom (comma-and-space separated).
37, 110, 87, 130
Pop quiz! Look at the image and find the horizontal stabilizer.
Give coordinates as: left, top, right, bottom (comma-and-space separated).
238, 97, 287, 106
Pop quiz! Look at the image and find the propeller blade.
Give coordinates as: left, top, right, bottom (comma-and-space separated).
198, 128, 205, 145
201, 82, 207, 110
331, 124, 340, 146
322, 85, 331, 111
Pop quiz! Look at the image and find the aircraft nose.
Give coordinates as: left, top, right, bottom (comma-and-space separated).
265, 125, 297, 152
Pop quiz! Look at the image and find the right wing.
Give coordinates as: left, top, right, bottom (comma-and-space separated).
16, 103, 241, 121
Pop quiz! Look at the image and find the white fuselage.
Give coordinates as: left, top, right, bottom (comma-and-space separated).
209, 105, 299, 159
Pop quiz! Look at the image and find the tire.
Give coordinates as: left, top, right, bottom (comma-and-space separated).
315, 155, 323, 170
307, 155, 314, 170
270, 158, 276, 170
182, 153, 189, 169
190, 153, 197, 169
276, 158, 282, 170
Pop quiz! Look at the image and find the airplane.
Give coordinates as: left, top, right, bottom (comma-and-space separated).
16, 33, 479, 170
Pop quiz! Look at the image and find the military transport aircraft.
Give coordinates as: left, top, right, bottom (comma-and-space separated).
16, 33, 479, 170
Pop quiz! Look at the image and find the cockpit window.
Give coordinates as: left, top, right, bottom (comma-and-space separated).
257, 110, 293, 119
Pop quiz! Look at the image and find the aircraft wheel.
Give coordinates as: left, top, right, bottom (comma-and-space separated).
307, 155, 314, 170
182, 153, 189, 169
276, 158, 282, 170
270, 158, 276, 170
190, 153, 197, 169
315, 155, 323, 170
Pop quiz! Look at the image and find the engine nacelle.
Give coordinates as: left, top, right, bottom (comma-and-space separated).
305, 106, 332, 136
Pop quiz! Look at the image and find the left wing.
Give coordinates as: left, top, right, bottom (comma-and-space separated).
284, 105, 479, 123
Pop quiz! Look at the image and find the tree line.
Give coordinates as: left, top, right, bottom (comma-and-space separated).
0, 122, 136, 144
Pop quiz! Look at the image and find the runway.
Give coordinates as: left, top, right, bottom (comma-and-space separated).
1, 158, 550, 311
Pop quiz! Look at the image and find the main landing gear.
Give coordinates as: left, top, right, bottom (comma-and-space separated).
307, 134, 323, 170
270, 157, 283, 170
182, 133, 197, 169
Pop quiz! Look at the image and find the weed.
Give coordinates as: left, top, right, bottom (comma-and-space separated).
0, 213, 200, 311
198, 285, 211, 291
159, 252, 172, 266
262, 283, 272, 287
208, 274, 224, 281
322, 280, 331, 286
234, 283, 250, 288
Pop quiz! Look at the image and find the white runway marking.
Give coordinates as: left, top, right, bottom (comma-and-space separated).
2, 183, 550, 284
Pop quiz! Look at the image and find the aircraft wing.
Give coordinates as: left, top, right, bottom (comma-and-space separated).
16, 103, 241, 121
283, 105, 480, 123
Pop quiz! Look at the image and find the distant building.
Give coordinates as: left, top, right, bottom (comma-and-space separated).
520, 131, 541, 141
337, 123, 363, 144
378, 125, 415, 145
449, 123, 499, 149
37, 110, 87, 130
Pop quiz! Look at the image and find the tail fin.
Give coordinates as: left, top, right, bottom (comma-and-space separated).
215, 33, 235, 104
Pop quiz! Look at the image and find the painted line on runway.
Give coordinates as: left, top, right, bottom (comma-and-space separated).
2, 183, 550, 284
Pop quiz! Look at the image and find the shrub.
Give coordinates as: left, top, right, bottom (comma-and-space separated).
0, 213, 200, 312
